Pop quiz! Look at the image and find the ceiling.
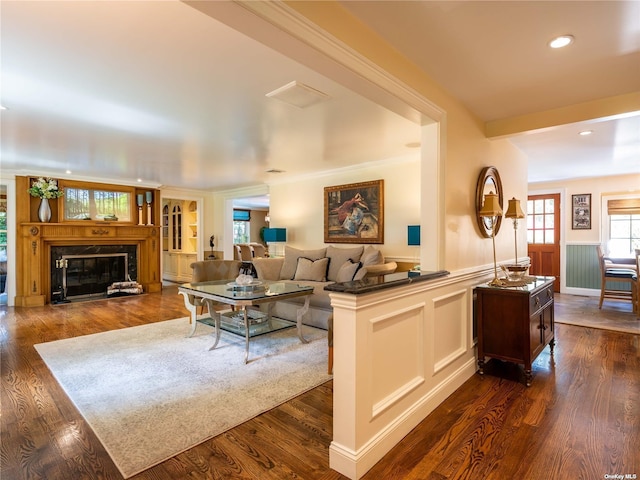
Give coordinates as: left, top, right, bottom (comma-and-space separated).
1, 1, 638, 196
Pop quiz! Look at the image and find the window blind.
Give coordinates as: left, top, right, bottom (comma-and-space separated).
607, 198, 640, 215
233, 209, 251, 221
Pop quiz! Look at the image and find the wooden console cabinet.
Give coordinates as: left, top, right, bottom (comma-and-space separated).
475, 276, 555, 386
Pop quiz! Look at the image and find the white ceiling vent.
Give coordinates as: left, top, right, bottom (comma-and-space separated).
266, 81, 330, 108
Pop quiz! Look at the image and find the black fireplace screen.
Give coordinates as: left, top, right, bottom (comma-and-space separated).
63, 254, 128, 298
50, 245, 137, 300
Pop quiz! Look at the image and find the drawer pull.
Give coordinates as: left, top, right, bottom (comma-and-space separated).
535, 297, 540, 307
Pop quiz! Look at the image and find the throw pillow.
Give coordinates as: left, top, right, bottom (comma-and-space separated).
360, 245, 383, 266
326, 245, 364, 282
280, 246, 327, 280
293, 257, 330, 282
335, 259, 361, 283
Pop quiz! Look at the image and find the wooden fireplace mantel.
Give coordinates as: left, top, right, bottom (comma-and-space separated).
16, 222, 162, 307
15, 176, 163, 307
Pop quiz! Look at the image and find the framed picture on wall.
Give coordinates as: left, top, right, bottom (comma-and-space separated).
572, 194, 591, 230
324, 179, 384, 243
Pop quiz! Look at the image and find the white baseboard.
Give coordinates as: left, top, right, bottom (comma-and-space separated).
562, 287, 600, 297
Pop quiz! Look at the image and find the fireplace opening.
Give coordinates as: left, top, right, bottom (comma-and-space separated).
63, 253, 128, 300
51, 245, 138, 303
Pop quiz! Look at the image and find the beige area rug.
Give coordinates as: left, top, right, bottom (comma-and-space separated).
554, 293, 640, 335
35, 318, 332, 478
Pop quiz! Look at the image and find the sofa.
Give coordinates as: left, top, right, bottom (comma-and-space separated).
252, 245, 397, 330
185, 260, 242, 319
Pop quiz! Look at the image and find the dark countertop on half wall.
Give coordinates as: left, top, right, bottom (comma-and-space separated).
325, 270, 450, 295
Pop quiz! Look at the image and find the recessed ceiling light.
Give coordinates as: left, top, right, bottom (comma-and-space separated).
549, 35, 574, 49
0, 105, 7, 110
405, 142, 421, 149
579, 130, 593, 136
66, 170, 72, 174
137, 178, 143, 182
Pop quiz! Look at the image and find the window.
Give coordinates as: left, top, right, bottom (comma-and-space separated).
608, 214, 640, 256
527, 197, 555, 244
0, 193, 6, 260
606, 198, 640, 256
64, 187, 131, 221
233, 210, 250, 244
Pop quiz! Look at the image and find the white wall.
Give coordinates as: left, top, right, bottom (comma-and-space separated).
268, 156, 420, 261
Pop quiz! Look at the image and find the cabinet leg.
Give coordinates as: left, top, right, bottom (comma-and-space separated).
478, 358, 485, 375
549, 338, 555, 353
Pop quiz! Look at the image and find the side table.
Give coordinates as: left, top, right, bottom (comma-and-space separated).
475, 276, 555, 386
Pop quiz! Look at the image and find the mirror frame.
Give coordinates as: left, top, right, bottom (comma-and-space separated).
475, 166, 503, 238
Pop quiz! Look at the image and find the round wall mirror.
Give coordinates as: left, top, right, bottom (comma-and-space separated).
475, 166, 503, 238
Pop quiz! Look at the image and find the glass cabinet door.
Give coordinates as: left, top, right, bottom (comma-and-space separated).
172, 203, 182, 251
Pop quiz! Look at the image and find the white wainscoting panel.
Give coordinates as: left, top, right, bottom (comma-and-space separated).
370, 304, 426, 418
431, 289, 468, 374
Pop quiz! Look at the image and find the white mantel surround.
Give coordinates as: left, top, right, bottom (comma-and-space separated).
328, 271, 485, 479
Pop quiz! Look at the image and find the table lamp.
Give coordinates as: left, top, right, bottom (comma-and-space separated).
263, 228, 287, 257
407, 225, 420, 271
479, 191, 505, 286
504, 197, 525, 264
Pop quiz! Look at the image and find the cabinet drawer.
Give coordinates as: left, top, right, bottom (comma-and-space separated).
530, 286, 553, 314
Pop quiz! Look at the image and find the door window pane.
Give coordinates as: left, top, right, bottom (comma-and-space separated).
528, 196, 555, 245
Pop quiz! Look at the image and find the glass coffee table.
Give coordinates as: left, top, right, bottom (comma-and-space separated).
178, 280, 314, 363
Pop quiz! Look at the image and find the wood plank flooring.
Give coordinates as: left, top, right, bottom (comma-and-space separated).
1, 288, 638, 479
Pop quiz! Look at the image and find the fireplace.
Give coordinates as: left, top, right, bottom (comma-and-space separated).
51, 245, 137, 301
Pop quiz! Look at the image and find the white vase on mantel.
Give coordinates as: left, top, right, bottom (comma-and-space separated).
38, 197, 52, 223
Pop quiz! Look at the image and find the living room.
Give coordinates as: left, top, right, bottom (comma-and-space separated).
1, 2, 639, 479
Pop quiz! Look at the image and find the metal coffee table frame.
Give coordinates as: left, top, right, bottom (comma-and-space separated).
178, 280, 314, 363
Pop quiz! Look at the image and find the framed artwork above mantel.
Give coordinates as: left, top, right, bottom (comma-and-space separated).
324, 179, 384, 244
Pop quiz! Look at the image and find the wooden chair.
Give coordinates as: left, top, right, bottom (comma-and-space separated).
250, 243, 266, 258
597, 245, 636, 309
239, 244, 254, 261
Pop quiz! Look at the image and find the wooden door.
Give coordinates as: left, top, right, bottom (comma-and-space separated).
527, 194, 561, 291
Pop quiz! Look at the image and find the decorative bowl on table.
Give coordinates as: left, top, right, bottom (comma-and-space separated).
501, 264, 528, 282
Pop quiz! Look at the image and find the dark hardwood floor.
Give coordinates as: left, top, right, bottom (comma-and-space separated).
1, 288, 638, 479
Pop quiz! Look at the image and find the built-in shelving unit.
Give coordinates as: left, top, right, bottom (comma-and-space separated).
162, 198, 198, 282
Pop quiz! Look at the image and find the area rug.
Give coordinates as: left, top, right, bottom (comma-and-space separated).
35, 318, 332, 478
554, 293, 640, 335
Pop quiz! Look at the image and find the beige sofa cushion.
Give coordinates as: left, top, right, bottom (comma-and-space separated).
293, 257, 329, 282
190, 260, 241, 283
335, 259, 360, 282
280, 246, 327, 280
252, 257, 284, 281
326, 245, 363, 282
360, 245, 384, 266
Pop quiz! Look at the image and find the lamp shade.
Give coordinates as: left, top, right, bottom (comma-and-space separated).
479, 191, 503, 217
263, 227, 287, 242
504, 197, 525, 219
407, 225, 420, 246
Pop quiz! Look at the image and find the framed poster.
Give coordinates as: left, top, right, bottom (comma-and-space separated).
572, 194, 591, 230
324, 179, 383, 243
